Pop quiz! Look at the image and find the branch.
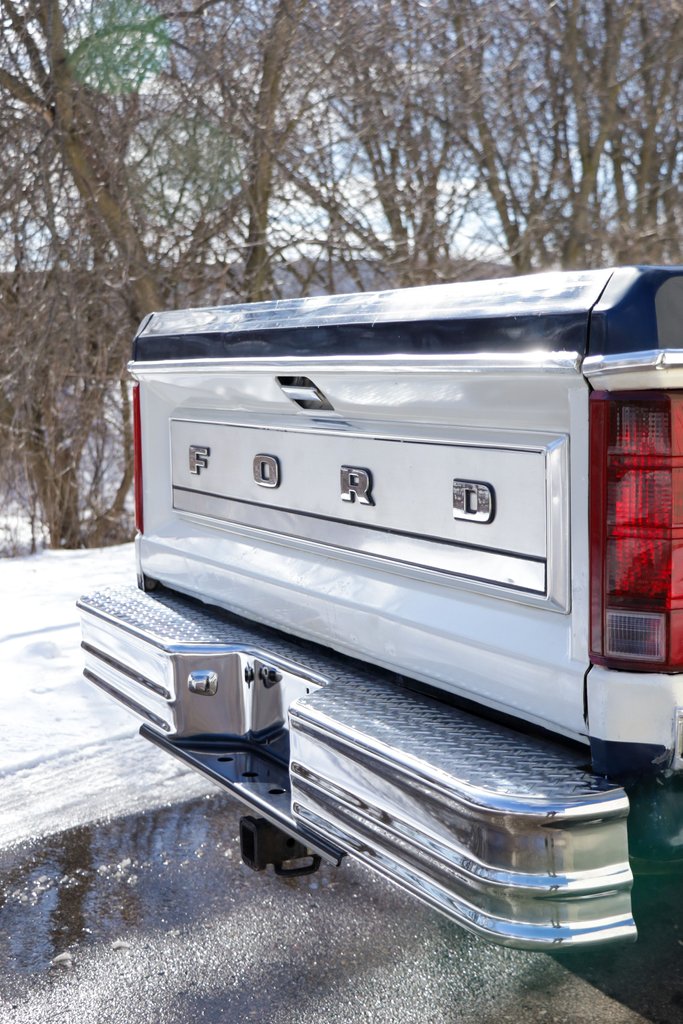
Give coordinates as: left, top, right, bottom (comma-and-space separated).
0, 66, 51, 122
1, 0, 50, 94
165, 0, 230, 20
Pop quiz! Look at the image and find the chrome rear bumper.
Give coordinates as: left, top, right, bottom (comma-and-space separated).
78, 585, 635, 949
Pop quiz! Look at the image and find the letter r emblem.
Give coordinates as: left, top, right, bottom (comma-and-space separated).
340, 466, 374, 506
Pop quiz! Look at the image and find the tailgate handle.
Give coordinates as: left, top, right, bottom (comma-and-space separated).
277, 376, 333, 410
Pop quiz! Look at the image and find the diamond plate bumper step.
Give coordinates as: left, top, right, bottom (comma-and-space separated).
79, 585, 635, 949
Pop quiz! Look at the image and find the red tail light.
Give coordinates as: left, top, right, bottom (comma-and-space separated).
590, 390, 683, 671
133, 382, 144, 534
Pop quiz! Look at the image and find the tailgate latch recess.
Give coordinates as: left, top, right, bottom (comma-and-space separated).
277, 375, 333, 410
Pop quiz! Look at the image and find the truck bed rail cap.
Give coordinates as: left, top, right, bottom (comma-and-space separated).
138, 269, 614, 339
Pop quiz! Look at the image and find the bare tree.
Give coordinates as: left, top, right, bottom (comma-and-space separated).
1, 0, 681, 550
445, 0, 683, 270
243, 0, 307, 301
0, 0, 310, 546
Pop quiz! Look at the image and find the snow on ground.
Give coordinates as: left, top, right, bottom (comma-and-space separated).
0, 545, 211, 847
0, 544, 138, 773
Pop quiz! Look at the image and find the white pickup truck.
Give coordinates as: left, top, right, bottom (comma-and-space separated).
79, 267, 683, 950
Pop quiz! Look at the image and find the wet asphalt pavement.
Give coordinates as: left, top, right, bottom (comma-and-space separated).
2, 788, 683, 1024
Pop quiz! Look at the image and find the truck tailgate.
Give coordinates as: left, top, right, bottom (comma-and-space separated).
134, 351, 590, 742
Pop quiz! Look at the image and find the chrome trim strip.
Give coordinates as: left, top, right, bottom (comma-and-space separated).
674, 708, 683, 771
294, 800, 635, 948
173, 487, 547, 594
171, 413, 566, 452
81, 640, 176, 732
130, 351, 582, 378
545, 437, 570, 611
84, 668, 172, 733
583, 349, 683, 375
138, 270, 612, 338
81, 640, 171, 699
583, 350, 683, 390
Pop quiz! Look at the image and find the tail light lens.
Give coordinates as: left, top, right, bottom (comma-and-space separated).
590, 390, 683, 670
133, 382, 144, 534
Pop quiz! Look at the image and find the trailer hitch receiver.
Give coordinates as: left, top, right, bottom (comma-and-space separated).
239, 816, 322, 877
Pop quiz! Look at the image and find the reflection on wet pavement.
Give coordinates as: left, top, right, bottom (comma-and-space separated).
1, 791, 683, 1023
1, 793, 249, 974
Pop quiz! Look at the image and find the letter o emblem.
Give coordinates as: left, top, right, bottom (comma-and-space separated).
253, 454, 280, 488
